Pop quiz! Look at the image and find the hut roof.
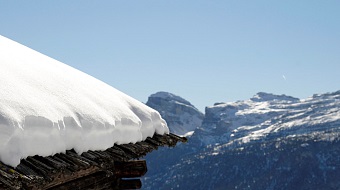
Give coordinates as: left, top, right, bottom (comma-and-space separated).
0, 133, 186, 190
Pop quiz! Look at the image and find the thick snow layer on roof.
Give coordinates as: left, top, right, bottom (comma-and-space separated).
0, 35, 169, 167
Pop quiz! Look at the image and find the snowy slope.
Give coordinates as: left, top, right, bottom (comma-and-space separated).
0, 35, 169, 167
143, 91, 340, 190
146, 92, 204, 136
192, 91, 340, 147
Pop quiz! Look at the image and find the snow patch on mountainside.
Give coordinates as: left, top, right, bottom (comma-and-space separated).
0, 35, 169, 167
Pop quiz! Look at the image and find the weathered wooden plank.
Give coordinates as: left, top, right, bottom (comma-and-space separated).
115, 144, 140, 159
53, 153, 83, 172
37, 156, 68, 171
80, 151, 98, 162
27, 157, 55, 174
0, 169, 21, 190
169, 133, 188, 144
114, 160, 147, 178
40, 165, 100, 190
66, 150, 97, 167
16, 160, 43, 177
145, 136, 162, 146
47, 171, 112, 190
104, 149, 127, 162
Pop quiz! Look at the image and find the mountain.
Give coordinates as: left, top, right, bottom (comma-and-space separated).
142, 91, 340, 190
146, 91, 204, 136
142, 92, 203, 187
192, 91, 340, 148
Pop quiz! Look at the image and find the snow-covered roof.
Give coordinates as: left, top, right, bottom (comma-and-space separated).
0, 35, 169, 167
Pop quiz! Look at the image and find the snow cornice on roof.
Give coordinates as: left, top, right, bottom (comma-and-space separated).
0, 35, 170, 167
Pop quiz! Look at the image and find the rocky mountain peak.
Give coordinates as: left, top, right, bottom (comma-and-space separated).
250, 92, 300, 102
149, 91, 192, 106
147, 92, 204, 137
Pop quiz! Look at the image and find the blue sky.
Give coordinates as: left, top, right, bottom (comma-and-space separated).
1, 1, 340, 111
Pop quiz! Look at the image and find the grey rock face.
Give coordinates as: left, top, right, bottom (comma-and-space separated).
146, 91, 204, 136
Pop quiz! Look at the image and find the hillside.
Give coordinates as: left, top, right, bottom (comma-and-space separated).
142, 91, 340, 190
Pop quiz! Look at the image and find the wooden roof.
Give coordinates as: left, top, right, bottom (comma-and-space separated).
0, 133, 186, 190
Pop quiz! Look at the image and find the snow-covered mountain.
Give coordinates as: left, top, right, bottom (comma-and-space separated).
192, 91, 340, 148
143, 91, 340, 190
146, 92, 204, 136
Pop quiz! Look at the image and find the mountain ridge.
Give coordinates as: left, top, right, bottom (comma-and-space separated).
142, 90, 340, 190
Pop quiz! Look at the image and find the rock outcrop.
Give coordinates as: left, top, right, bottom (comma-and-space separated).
146, 92, 204, 137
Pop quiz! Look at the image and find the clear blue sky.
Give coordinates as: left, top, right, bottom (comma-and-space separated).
1, 1, 340, 112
